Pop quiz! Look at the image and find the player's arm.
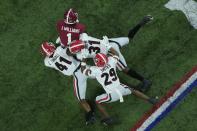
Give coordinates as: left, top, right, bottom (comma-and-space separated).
79, 24, 86, 34
56, 21, 68, 46
44, 57, 54, 68
81, 59, 92, 76
101, 36, 119, 57
108, 47, 119, 57
108, 52, 119, 65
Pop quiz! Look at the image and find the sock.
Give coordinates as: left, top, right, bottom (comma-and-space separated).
128, 23, 142, 39
127, 68, 144, 81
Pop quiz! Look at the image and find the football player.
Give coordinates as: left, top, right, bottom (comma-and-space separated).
80, 53, 158, 125
40, 42, 95, 125
70, 33, 152, 92
56, 11, 153, 91
56, 8, 85, 47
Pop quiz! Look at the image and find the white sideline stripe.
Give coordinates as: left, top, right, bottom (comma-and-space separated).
137, 72, 197, 131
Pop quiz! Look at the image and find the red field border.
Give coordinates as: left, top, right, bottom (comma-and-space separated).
131, 65, 197, 131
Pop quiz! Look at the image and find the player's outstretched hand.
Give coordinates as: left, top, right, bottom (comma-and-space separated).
140, 15, 154, 26
101, 36, 109, 45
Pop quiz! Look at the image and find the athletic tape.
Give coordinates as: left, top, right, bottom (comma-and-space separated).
131, 65, 197, 131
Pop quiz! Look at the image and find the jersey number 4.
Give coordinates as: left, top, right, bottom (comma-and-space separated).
101, 68, 117, 86
55, 57, 72, 71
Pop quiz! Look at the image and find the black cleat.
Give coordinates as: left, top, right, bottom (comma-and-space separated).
85, 111, 96, 125
148, 96, 159, 105
101, 117, 118, 126
139, 79, 152, 92
139, 15, 153, 26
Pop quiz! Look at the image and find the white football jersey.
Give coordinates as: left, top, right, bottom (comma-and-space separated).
44, 46, 80, 76
87, 57, 120, 93
76, 35, 111, 60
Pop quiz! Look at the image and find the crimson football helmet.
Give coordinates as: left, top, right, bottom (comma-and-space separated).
41, 42, 56, 56
94, 53, 108, 67
64, 8, 79, 24
69, 40, 85, 54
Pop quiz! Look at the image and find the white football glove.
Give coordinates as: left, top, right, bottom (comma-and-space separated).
56, 37, 61, 44
101, 36, 109, 45
101, 36, 111, 50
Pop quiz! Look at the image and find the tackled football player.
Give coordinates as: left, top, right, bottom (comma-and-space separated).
40, 42, 96, 125
56, 8, 153, 92
80, 52, 158, 125
74, 15, 154, 92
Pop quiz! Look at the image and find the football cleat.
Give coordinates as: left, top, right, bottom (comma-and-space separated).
85, 111, 96, 125
64, 8, 79, 24
139, 15, 154, 26
100, 117, 118, 126
148, 96, 159, 105
94, 53, 108, 67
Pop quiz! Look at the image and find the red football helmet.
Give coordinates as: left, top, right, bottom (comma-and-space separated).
41, 42, 56, 56
64, 8, 79, 24
94, 53, 108, 67
69, 40, 85, 54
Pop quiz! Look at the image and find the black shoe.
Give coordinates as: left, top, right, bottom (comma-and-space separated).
140, 79, 152, 92
101, 117, 118, 126
139, 15, 153, 26
85, 111, 96, 125
148, 96, 159, 105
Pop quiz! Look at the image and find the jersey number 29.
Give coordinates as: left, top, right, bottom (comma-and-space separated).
101, 68, 117, 86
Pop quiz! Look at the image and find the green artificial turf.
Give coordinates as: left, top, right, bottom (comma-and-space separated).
0, 0, 197, 131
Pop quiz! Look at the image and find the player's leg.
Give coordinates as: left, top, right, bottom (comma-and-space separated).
95, 94, 111, 119
122, 67, 152, 92
109, 41, 151, 91
118, 83, 158, 105
109, 37, 129, 48
109, 15, 153, 47
95, 93, 119, 125
128, 15, 153, 39
73, 70, 95, 125
113, 48, 151, 92
128, 86, 158, 105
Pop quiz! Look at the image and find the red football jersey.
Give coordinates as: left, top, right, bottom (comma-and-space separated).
56, 20, 85, 47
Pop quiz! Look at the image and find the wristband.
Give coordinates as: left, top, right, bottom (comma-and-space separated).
81, 62, 86, 66
113, 55, 119, 60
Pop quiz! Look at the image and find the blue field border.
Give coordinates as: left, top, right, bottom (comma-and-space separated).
131, 66, 197, 131
145, 79, 197, 131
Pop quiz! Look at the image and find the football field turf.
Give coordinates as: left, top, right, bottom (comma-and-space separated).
0, 0, 197, 131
